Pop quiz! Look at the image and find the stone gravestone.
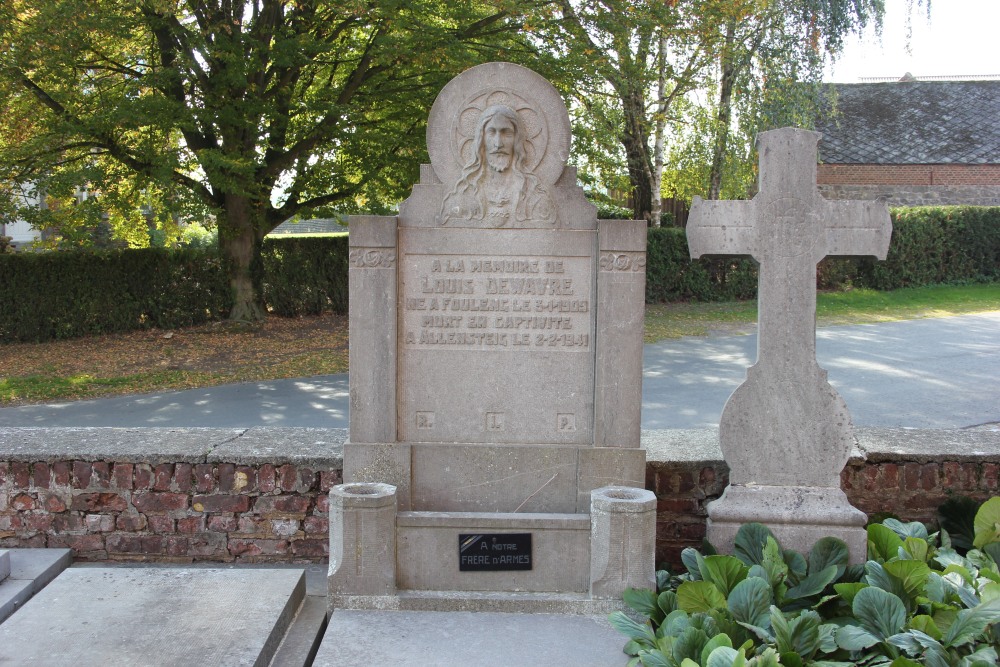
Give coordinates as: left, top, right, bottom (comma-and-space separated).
330, 62, 655, 613
687, 127, 892, 561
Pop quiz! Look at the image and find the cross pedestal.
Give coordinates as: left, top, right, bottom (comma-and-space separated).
687, 127, 891, 561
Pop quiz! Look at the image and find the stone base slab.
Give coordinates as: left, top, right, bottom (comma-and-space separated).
0, 568, 305, 666
313, 609, 630, 666
328, 589, 626, 615
707, 484, 867, 562
0, 548, 71, 624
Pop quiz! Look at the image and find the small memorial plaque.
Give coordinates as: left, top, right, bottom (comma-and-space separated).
459, 533, 532, 571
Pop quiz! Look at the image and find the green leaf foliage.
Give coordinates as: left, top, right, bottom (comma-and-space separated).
727, 577, 772, 627
883, 560, 932, 603
705, 646, 740, 667
785, 565, 839, 602
609, 611, 656, 646
973, 497, 1000, 549
626, 587, 667, 625
701, 556, 750, 597
617, 508, 1000, 667
0, 0, 539, 321
852, 586, 906, 639
733, 523, 775, 567
868, 523, 905, 562
809, 538, 850, 579
677, 581, 727, 614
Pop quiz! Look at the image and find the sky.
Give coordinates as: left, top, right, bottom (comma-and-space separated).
824, 0, 1000, 82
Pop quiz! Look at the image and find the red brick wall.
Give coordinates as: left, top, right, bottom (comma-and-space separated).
647, 457, 999, 570
4, 454, 997, 570
0, 460, 341, 562
817, 164, 1000, 186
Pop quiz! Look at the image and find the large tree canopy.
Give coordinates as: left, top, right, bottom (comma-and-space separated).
0, 0, 535, 321
536, 0, 893, 221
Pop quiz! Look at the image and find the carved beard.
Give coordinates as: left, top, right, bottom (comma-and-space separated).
486, 150, 513, 172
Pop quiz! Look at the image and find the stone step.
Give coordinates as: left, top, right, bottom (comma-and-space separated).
270, 595, 330, 667
313, 609, 631, 667
0, 548, 71, 624
0, 567, 305, 666
330, 589, 626, 615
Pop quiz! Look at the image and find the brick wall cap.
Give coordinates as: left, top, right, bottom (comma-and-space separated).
207, 427, 345, 467
0, 427, 996, 468
0, 427, 241, 464
853, 426, 1000, 464
643, 426, 999, 467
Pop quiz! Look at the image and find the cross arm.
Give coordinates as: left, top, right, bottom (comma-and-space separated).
822, 200, 892, 260
687, 196, 756, 259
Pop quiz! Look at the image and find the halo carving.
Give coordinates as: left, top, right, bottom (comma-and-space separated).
427, 63, 571, 187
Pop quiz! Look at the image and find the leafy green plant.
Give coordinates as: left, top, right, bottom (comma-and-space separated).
612, 514, 1000, 667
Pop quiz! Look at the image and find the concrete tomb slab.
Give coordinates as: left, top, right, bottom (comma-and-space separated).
0, 567, 304, 666
688, 127, 892, 560
333, 62, 652, 613
0, 547, 71, 624
313, 610, 630, 667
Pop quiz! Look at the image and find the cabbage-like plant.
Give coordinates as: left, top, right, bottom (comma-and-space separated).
613, 508, 1000, 667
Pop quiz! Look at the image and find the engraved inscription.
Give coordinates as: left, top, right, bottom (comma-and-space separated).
401, 253, 592, 351
349, 248, 396, 268
556, 413, 576, 432
416, 412, 435, 429
459, 533, 532, 571
599, 252, 646, 272
486, 412, 505, 432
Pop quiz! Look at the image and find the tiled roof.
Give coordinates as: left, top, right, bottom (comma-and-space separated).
816, 80, 1000, 164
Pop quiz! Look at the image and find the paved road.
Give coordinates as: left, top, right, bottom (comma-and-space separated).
2, 312, 997, 430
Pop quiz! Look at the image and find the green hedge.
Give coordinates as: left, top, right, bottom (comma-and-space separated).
856, 206, 1000, 289
645, 206, 1000, 303
3, 207, 997, 342
261, 236, 349, 317
645, 227, 757, 302
0, 236, 350, 343
0, 248, 230, 342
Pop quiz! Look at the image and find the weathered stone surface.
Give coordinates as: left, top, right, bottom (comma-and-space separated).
348, 216, 398, 445
395, 512, 591, 594
409, 443, 580, 513
688, 127, 891, 559
337, 62, 650, 608
0, 427, 239, 463
208, 427, 345, 466
314, 610, 630, 666
0, 548, 71, 623
589, 487, 657, 598
0, 567, 304, 666
328, 483, 397, 598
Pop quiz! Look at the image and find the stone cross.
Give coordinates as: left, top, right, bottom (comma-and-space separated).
687, 127, 891, 559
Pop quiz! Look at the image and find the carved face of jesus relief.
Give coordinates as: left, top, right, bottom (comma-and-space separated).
484, 114, 516, 173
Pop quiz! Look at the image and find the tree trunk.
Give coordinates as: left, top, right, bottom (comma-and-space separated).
621, 85, 654, 223
651, 32, 668, 227
708, 21, 737, 201
219, 194, 267, 323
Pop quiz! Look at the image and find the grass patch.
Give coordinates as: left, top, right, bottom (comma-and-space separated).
814, 283, 1000, 325
0, 372, 194, 404
644, 283, 1000, 342
1, 284, 997, 404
